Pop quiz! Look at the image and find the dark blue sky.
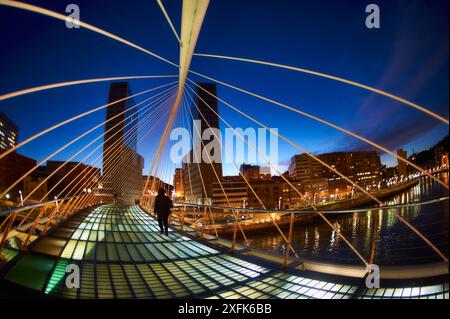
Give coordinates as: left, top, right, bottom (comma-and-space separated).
0, 0, 448, 181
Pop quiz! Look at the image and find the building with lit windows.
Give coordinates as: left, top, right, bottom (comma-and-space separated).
212, 175, 248, 208
0, 150, 36, 202
103, 82, 144, 205
289, 151, 381, 197
319, 151, 382, 194
182, 83, 222, 205
43, 161, 101, 199
289, 153, 323, 180
240, 164, 271, 180
288, 153, 330, 198
0, 111, 18, 150
173, 168, 185, 198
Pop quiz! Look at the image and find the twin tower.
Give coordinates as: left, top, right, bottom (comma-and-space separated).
103, 82, 143, 205
102, 82, 220, 205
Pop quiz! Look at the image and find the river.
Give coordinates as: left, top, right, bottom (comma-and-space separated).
241, 173, 449, 266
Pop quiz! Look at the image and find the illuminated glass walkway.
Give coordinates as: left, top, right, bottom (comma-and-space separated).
1, 205, 448, 299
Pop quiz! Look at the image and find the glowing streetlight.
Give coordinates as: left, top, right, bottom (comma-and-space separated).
18, 190, 24, 206
54, 196, 59, 212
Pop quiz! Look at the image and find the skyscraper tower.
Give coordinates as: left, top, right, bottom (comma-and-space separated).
182, 83, 222, 204
0, 111, 18, 150
103, 82, 143, 205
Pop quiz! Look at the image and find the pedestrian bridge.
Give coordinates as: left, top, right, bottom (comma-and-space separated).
0, 204, 447, 299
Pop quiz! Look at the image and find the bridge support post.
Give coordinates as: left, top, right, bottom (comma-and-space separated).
58, 198, 73, 218
21, 204, 50, 251
230, 211, 239, 253
180, 205, 186, 231
199, 206, 208, 240
16, 208, 34, 229
75, 194, 90, 210
57, 197, 78, 222
208, 207, 218, 238
0, 213, 17, 258
41, 200, 64, 235
282, 212, 296, 269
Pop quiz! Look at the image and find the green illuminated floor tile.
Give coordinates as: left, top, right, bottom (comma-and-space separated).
145, 244, 165, 260
116, 244, 131, 261
110, 265, 133, 298
45, 260, 69, 295
61, 240, 77, 259
1, 248, 18, 262
6, 254, 55, 291
107, 243, 118, 260
126, 244, 142, 261
5, 204, 445, 300
72, 241, 86, 260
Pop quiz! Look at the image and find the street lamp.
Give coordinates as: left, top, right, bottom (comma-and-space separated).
18, 190, 24, 206
54, 196, 59, 212
278, 196, 282, 210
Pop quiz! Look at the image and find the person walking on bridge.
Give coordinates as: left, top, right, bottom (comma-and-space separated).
154, 188, 173, 236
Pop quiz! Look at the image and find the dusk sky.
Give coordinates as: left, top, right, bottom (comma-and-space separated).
0, 0, 448, 182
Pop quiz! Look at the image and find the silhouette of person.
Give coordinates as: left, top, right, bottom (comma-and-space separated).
153, 188, 173, 235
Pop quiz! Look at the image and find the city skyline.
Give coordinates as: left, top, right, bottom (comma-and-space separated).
0, 0, 448, 303
0, 0, 448, 180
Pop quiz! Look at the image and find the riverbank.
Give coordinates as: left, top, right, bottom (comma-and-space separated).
201, 179, 420, 235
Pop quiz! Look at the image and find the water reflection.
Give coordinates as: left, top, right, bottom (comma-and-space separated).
242, 173, 449, 266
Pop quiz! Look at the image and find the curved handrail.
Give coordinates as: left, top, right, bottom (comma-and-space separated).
173, 196, 449, 215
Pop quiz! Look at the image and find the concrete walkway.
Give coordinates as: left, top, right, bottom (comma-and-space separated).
1, 205, 448, 299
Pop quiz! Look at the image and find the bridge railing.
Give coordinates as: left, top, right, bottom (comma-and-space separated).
166, 196, 450, 268
1, 195, 448, 269
0, 194, 106, 260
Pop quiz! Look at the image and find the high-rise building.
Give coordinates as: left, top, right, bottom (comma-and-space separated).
103, 82, 143, 205
239, 164, 272, 180
319, 151, 382, 193
0, 150, 36, 201
44, 160, 101, 198
288, 154, 328, 198
288, 154, 323, 180
247, 178, 282, 209
397, 149, 408, 177
289, 151, 381, 196
212, 175, 248, 208
0, 111, 18, 150
142, 175, 173, 196
240, 164, 259, 179
22, 169, 48, 202
182, 83, 222, 204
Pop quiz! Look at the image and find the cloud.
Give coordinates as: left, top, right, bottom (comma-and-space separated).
335, 1, 449, 154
